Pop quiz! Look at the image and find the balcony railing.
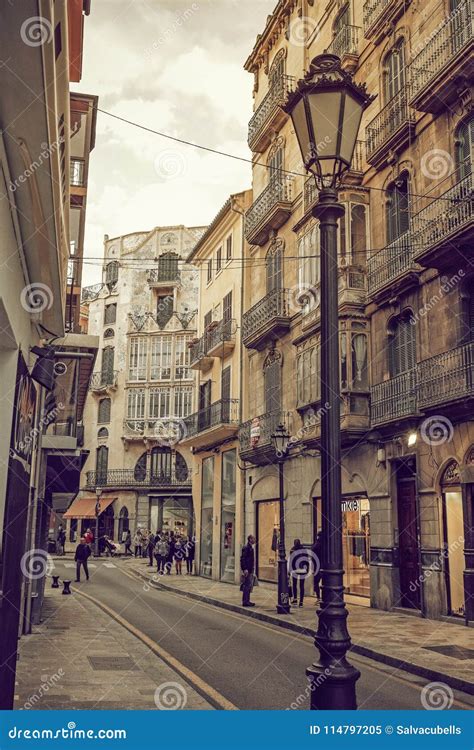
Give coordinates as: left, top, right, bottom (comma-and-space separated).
248, 75, 295, 151
366, 90, 415, 166
418, 343, 474, 409
81, 283, 104, 302
242, 288, 291, 349
367, 231, 415, 297
239, 410, 290, 458
85, 468, 191, 489
147, 267, 180, 285
206, 318, 236, 353
411, 174, 473, 264
363, 0, 391, 34
363, 0, 410, 38
371, 369, 418, 426
89, 370, 118, 390
244, 176, 293, 245
410, 0, 473, 111
328, 24, 360, 59
183, 399, 239, 439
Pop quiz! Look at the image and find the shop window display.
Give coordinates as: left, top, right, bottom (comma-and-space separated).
257, 500, 280, 582
220, 450, 236, 582
200, 456, 214, 577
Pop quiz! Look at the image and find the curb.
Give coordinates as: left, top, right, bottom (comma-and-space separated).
130, 566, 474, 697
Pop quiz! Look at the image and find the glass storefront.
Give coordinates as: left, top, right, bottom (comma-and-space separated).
313, 494, 370, 598
200, 456, 214, 577
220, 449, 236, 582
257, 500, 279, 582
149, 496, 193, 536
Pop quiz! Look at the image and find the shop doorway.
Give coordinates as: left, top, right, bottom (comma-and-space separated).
312, 494, 371, 598
256, 500, 279, 582
440, 461, 465, 617
396, 458, 421, 609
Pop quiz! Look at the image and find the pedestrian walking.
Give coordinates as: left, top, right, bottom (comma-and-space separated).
184, 535, 195, 575
74, 536, 91, 582
124, 529, 132, 556
312, 530, 323, 601
56, 526, 66, 556
155, 534, 169, 575
133, 528, 143, 557
165, 532, 175, 574
240, 535, 256, 607
174, 536, 183, 575
84, 528, 94, 546
289, 539, 309, 607
147, 532, 156, 566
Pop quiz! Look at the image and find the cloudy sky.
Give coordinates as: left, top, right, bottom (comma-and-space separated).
76, 0, 276, 286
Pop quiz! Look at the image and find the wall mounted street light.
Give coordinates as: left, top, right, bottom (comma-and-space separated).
270, 423, 291, 615
95, 486, 102, 558
284, 54, 374, 710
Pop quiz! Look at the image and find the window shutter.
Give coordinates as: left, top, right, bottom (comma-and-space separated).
223, 291, 232, 323
265, 359, 281, 414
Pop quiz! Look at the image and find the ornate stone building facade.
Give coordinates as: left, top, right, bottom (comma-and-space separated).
72, 225, 205, 546
239, 0, 473, 620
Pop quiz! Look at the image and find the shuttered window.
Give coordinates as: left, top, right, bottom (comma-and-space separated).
390, 316, 416, 376
95, 446, 108, 481
158, 252, 179, 281
98, 398, 111, 424
104, 304, 117, 324
223, 291, 232, 323
384, 40, 405, 103
266, 246, 282, 293
264, 357, 281, 414
101, 347, 114, 381
456, 117, 473, 179
386, 174, 410, 244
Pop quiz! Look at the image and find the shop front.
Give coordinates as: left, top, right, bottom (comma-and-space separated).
220, 449, 236, 582
200, 456, 214, 577
440, 460, 465, 617
313, 494, 371, 599
149, 495, 193, 537
256, 499, 280, 583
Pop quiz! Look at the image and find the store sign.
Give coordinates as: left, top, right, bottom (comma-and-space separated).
250, 417, 261, 448
341, 498, 360, 512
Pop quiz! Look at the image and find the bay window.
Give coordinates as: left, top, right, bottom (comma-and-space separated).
128, 337, 147, 381
150, 336, 172, 380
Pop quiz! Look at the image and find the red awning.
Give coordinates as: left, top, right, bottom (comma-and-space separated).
63, 495, 116, 520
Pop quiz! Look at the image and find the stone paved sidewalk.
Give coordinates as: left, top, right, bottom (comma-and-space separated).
125, 557, 474, 696
15, 586, 212, 710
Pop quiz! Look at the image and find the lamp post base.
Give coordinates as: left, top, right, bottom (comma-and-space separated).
276, 558, 291, 615
306, 660, 360, 710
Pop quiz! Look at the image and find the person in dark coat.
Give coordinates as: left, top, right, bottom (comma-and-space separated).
184, 535, 195, 575
288, 539, 309, 607
165, 532, 175, 574
147, 532, 156, 567
74, 537, 91, 582
57, 526, 66, 555
312, 531, 323, 600
240, 535, 256, 607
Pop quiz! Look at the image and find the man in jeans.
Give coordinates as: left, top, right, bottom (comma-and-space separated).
74, 536, 91, 582
240, 535, 256, 607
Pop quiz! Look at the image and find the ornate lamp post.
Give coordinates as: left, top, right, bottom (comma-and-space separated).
270, 423, 291, 615
284, 54, 374, 710
95, 486, 102, 558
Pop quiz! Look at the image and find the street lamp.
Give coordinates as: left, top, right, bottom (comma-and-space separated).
95, 486, 102, 558
284, 54, 374, 710
270, 423, 291, 615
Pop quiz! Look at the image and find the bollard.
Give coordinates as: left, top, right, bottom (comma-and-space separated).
51, 575, 60, 589
62, 580, 72, 595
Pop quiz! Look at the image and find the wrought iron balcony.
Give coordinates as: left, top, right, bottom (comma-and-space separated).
248, 75, 295, 153
81, 283, 104, 302
206, 318, 237, 358
244, 176, 293, 246
189, 333, 214, 372
363, 0, 411, 42
89, 370, 118, 391
418, 343, 474, 410
239, 410, 291, 465
147, 266, 181, 290
411, 174, 473, 269
181, 399, 239, 447
122, 418, 186, 444
409, 0, 473, 113
242, 288, 291, 350
370, 369, 418, 426
299, 394, 370, 447
366, 90, 415, 168
327, 25, 361, 70
367, 231, 420, 300
84, 468, 191, 489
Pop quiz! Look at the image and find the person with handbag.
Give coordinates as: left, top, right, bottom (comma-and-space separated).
288, 539, 309, 607
240, 535, 256, 607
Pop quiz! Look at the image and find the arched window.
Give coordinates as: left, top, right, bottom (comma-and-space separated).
150, 447, 172, 483
134, 452, 147, 482
455, 117, 473, 180
266, 241, 283, 293
264, 350, 282, 414
386, 173, 410, 244
98, 398, 111, 424
105, 261, 119, 290
269, 49, 285, 91
158, 252, 179, 281
95, 445, 108, 483
175, 452, 189, 482
97, 427, 109, 439
103, 328, 114, 339
383, 39, 405, 104
389, 314, 416, 376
